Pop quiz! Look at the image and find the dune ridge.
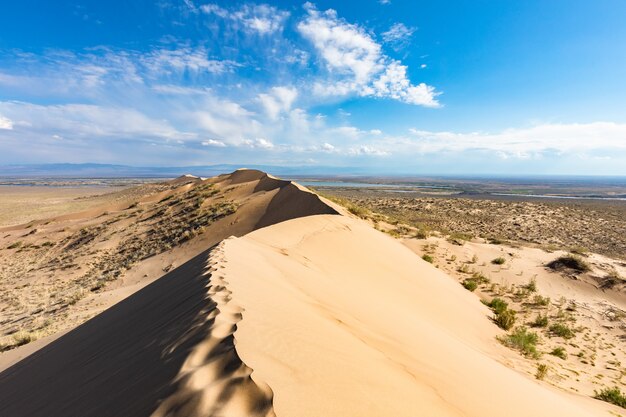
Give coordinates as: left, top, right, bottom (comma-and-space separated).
151, 242, 275, 417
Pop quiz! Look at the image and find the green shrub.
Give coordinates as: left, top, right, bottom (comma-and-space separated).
531, 314, 549, 328
422, 254, 434, 263
525, 278, 537, 292
7, 241, 23, 249
536, 363, 548, 380
498, 326, 540, 358
547, 255, 590, 272
550, 346, 568, 360
347, 204, 369, 219
487, 297, 509, 315
471, 271, 490, 284
462, 279, 478, 292
594, 387, 626, 408
447, 232, 472, 245
569, 246, 588, 256
491, 257, 506, 265
549, 323, 575, 339
531, 294, 550, 306
495, 309, 517, 330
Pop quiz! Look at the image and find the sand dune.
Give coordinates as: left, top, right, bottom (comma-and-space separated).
222, 214, 615, 416
0, 171, 620, 416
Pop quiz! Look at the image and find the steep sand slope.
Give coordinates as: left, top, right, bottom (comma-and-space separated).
0, 246, 276, 417
222, 214, 617, 416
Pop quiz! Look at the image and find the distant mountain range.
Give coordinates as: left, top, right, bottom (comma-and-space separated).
0, 163, 367, 178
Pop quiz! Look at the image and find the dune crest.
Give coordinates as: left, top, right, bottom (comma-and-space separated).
151, 242, 275, 417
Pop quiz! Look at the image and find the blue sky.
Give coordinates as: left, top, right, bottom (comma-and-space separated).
1, 0, 625, 175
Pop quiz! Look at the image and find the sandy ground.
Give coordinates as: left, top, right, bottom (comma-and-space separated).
0, 170, 624, 416
0, 186, 119, 226
402, 236, 626, 398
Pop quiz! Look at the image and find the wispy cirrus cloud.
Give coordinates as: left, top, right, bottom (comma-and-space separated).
200, 3, 290, 34
382, 23, 416, 51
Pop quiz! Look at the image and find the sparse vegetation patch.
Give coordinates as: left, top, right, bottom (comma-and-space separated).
547, 254, 590, 273
498, 326, 540, 359
594, 386, 626, 408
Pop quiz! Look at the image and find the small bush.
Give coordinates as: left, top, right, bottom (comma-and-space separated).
536, 363, 548, 380
549, 323, 575, 339
471, 271, 490, 284
414, 229, 429, 239
447, 232, 472, 245
525, 278, 537, 292
495, 309, 517, 330
547, 255, 590, 273
7, 241, 23, 249
499, 326, 540, 358
531, 314, 549, 328
594, 387, 626, 408
569, 246, 588, 256
12, 331, 35, 347
531, 294, 550, 306
422, 254, 434, 263
492, 257, 506, 265
462, 279, 478, 292
550, 346, 568, 360
347, 204, 369, 219
600, 269, 622, 290
487, 297, 508, 315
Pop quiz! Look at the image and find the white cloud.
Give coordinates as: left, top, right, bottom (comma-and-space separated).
379, 0, 392, 4
0, 115, 13, 130
298, 5, 440, 107
243, 138, 275, 149
257, 86, 298, 120
199, 4, 228, 18
152, 84, 212, 95
382, 23, 415, 50
0, 101, 193, 140
405, 122, 626, 155
348, 145, 390, 156
298, 6, 383, 85
201, 3, 289, 34
202, 139, 227, 147
321, 142, 336, 152
372, 61, 440, 107
141, 47, 236, 75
